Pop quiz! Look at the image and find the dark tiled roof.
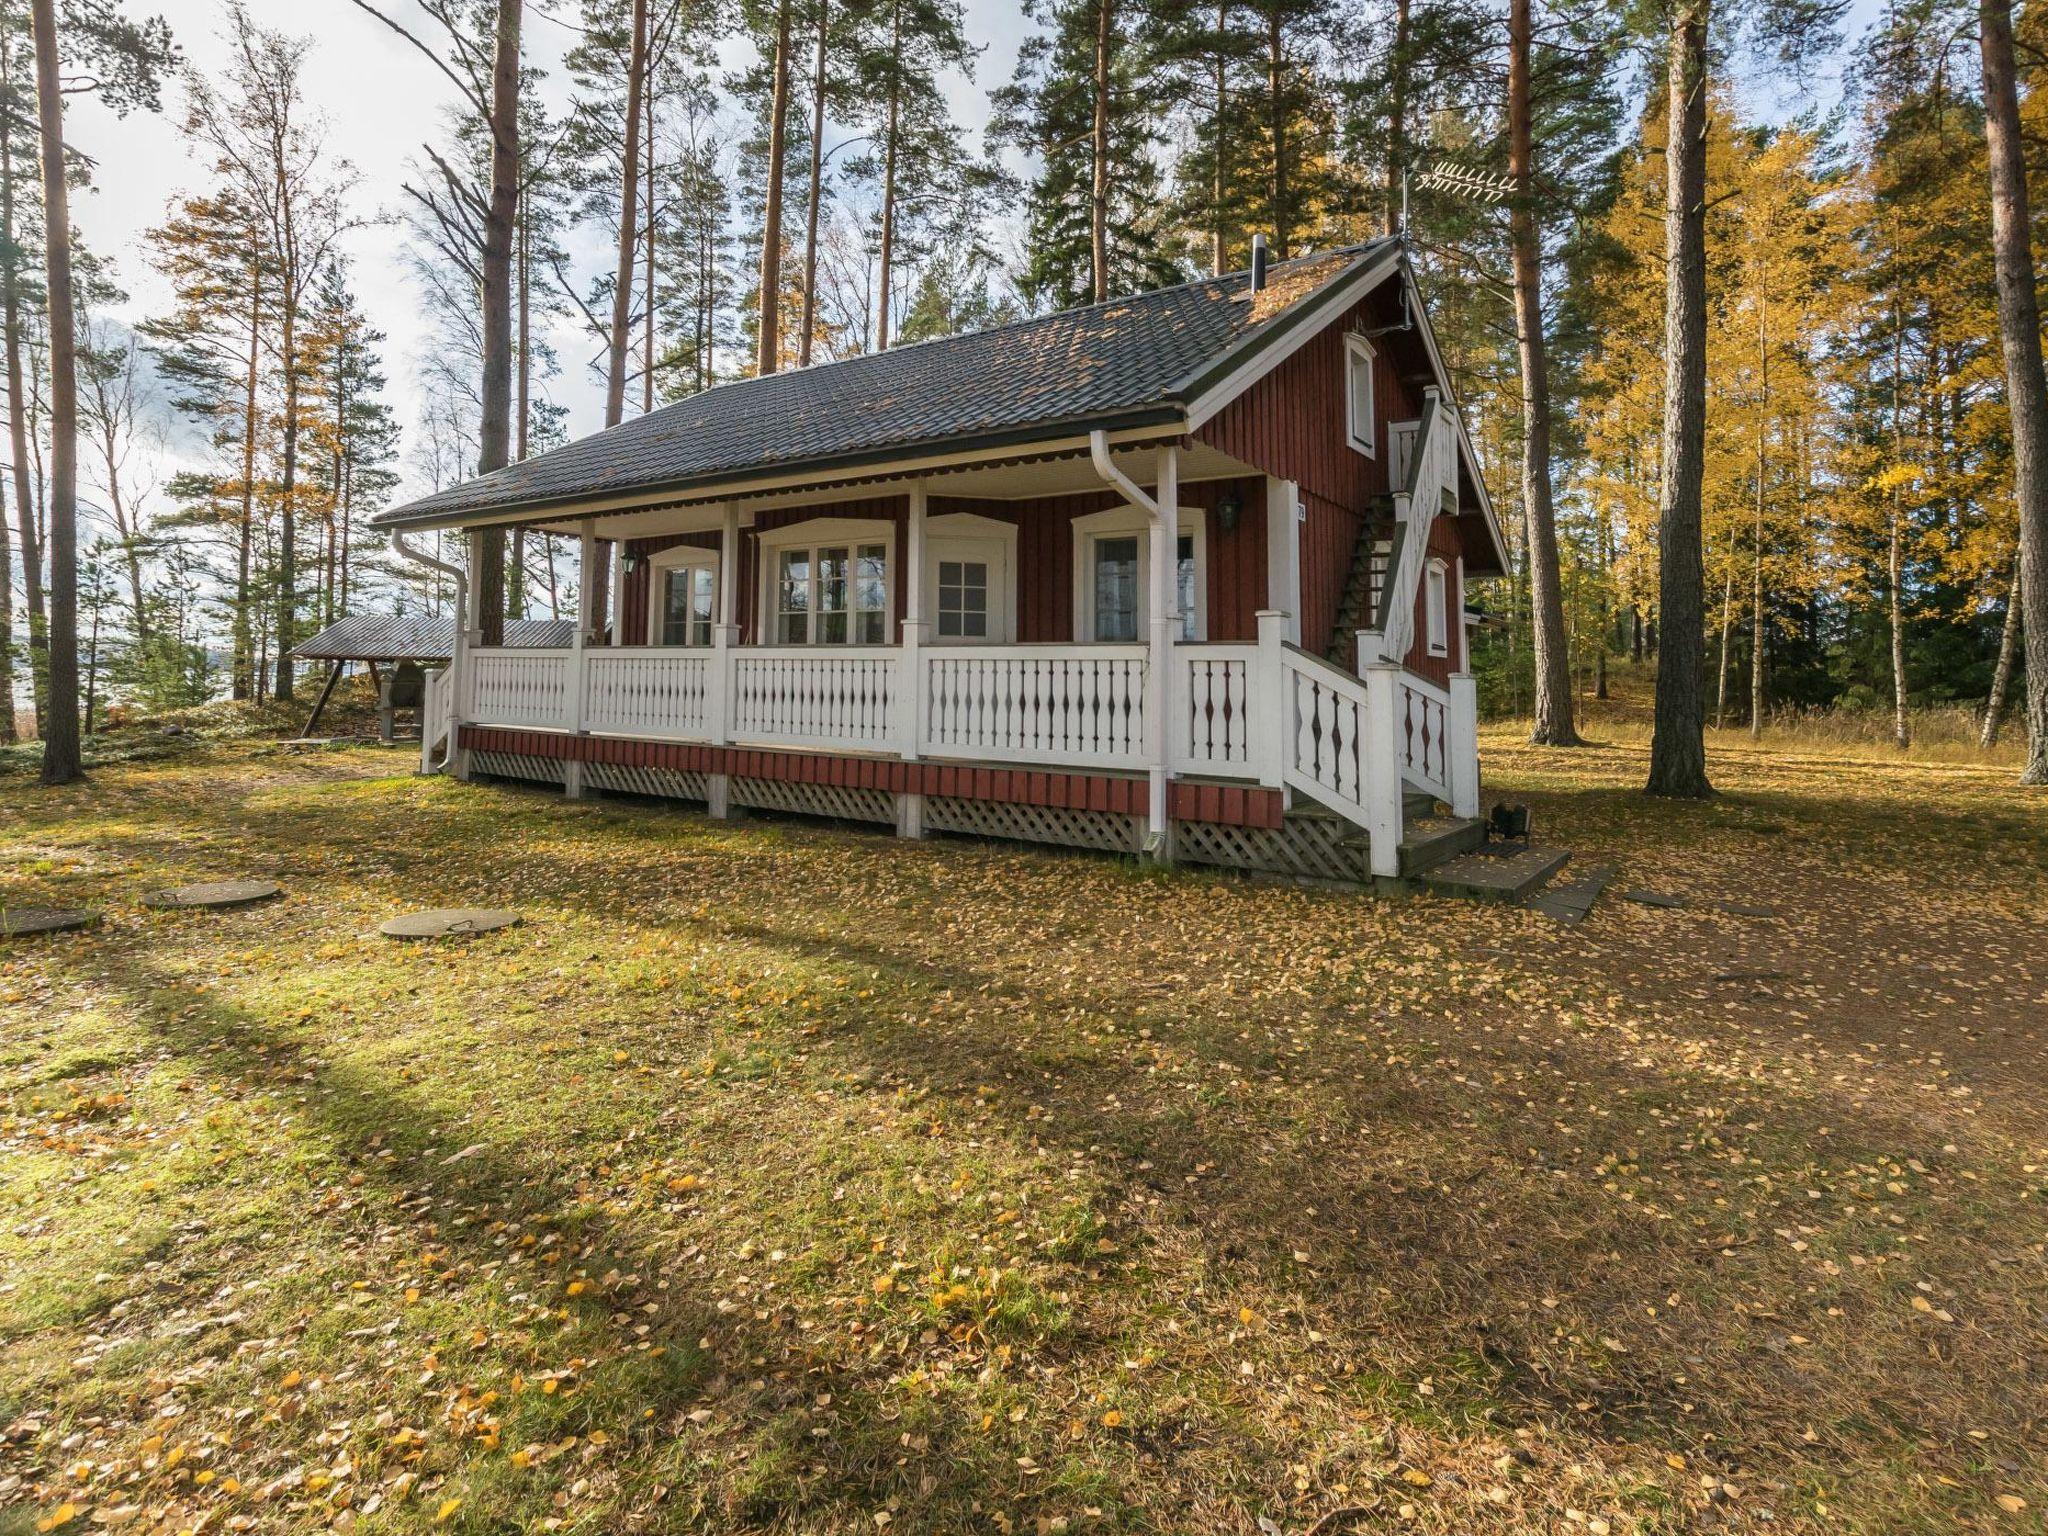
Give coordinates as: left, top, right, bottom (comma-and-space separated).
294, 612, 576, 662
375, 242, 1395, 527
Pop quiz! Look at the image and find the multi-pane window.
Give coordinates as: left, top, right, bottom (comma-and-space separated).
775, 540, 889, 644
937, 559, 988, 639
1092, 536, 1139, 642
658, 561, 715, 646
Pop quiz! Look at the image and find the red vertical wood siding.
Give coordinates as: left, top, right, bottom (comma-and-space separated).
1196, 287, 1432, 655
1401, 513, 1465, 686
616, 477, 1265, 647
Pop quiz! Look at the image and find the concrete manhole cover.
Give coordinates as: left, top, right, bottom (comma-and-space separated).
143, 880, 283, 910
2, 907, 100, 937
377, 908, 523, 939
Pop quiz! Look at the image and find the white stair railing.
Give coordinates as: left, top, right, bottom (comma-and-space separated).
420, 665, 456, 773
1368, 392, 1459, 665
1276, 642, 1404, 877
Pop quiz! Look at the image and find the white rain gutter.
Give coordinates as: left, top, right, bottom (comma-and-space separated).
1088, 429, 1174, 849
389, 529, 467, 774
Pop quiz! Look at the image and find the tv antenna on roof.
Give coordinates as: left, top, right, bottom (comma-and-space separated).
1416, 159, 1516, 205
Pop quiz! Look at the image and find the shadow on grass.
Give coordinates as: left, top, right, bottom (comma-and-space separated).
16, 756, 2046, 1530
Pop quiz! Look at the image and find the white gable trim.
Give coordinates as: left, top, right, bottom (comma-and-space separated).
1182, 249, 1509, 577
1182, 244, 1405, 434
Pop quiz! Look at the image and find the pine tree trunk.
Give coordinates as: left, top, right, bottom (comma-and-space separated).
473, 0, 521, 646
2, 89, 43, 737
1266, 7, 1286, 257
511, 182, 529, 621
643, 74, 655, 411
876, 0, 902, 350
274, 297, 299, 700
1889, 505, 1909, 749
235, 258, 261, 700
1212, 0, 1229, 274
1982, 557, 2019, 748
1750, 305, 1767, 739
758, 0, 792, 374
1595, 503, 1610, 701
1980, 0, 2048, 784
0, 405, 10, 742
29, 0, 77, 783
1384, 0, 1409, 236
1714, 553, 1733, 730
1887, 313, 1909, 750
1511, 0, 1578, 746
607, 0, 647, 423
1645, 0, 1712, 798
1091, 0, 1111, 300
799, 0, 827, 367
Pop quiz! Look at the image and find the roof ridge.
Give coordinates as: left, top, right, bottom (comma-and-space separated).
564, 241, 1388, 419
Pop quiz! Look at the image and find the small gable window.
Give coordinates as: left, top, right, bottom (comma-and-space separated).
1345, 333, 1377, 458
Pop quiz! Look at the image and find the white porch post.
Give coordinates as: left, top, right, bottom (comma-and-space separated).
1148, 444, 1178, 852
1264, 477, 1301, 645
1252, 610, 1288, 789
711, 502, 738, 749
570, 520, 595, 732
903, 480, 928, 763
1448, 672, 1480, 818
1360, 660, 1405, 878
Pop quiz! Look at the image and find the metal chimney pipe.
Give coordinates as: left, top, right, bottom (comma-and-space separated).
1250, 233, 1268, 293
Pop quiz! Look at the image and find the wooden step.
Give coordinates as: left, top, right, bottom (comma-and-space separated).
1402, 787, 1441, 820
1397, 814, 1485, 876
1422, 845, 1571, 903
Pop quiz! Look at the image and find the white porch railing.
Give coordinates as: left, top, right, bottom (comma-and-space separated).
584, 648, 714, 740
469, 647, 573, 728
923, 644, 1150, 769
731, 647, 903, 749
1398, 673, 1453, 806
451, 625, 1475, 878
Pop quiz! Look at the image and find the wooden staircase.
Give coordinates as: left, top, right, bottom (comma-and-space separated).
1325, 518, 1396, 672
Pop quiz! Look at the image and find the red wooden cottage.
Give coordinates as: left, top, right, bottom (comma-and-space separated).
376, 238, 1506, 882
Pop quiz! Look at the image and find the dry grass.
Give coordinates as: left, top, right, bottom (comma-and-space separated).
2, 728, 2045, 1535
1527, 665, 2031, 769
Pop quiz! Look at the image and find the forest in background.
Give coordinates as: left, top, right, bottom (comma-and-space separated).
2, 0, 2045, 791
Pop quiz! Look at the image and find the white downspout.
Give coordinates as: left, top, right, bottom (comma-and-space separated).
390, 528, 468, 774
1089, 430, 1173, 854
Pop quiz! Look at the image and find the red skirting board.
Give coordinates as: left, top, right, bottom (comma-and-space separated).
457, 726, 1283, 830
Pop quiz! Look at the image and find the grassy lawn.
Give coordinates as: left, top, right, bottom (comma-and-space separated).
2, 720, 2045, 1534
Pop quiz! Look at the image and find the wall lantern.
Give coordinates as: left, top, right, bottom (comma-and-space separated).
1214, 489, 1242, 535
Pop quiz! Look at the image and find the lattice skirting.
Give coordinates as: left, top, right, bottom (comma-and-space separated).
732, 777, 895, 825
471, 749, 567, 786
466, 748, 1379, 885
923, 795, 1143, 854
584, 762, 712, 802
1173, 814, 1375, 884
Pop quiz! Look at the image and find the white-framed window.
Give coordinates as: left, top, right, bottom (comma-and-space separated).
1071, 505, 1206, 643
647, 546, 718, 646
924, 512, 1018, 644
757, 517, 893, 646
1346, 332, 1377, 458
1425, 556, 1449, 657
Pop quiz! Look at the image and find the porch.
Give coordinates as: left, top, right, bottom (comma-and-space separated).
417, 420, 1480, 881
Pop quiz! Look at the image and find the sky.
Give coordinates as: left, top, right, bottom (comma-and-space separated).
62, 0, 1036, 524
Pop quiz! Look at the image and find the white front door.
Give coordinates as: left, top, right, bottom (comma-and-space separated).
928, 534, 1012, 644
